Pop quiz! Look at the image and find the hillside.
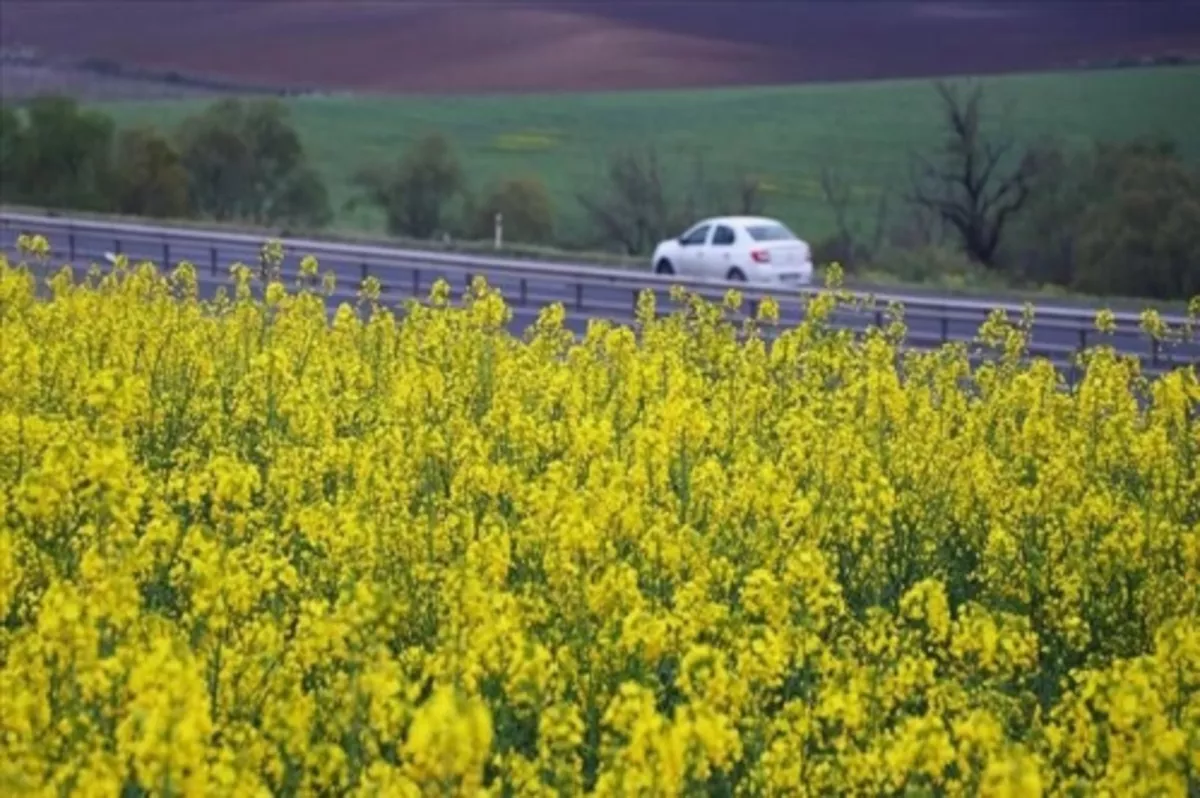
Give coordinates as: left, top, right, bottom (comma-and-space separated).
95, 65, 1200, 246
3, 1, 1199, 95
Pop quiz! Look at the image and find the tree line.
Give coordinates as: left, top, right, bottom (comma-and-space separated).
0, 95, 331, 228
1, 87, 1197, 300
0, 93, 765, 255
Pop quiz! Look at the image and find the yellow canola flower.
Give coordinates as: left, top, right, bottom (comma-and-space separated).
0, 250, 1196, 796
401, 686, 493, 793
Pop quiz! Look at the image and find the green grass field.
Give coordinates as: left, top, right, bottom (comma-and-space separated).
96, 65, 1200, 248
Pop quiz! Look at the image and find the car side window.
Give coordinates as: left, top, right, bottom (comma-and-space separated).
680, 225, 711, 246
711, 225, 735, 246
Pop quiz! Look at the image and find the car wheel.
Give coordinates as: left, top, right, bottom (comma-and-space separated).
655, 259, 675, 275
727, 268, 746, 282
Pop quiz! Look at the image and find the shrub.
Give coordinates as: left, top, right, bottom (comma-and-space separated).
112, 125, 190, 219
868, 244, 1012, 291
351, 132, 466, 239
465, 175, 555, 245
176, 97, 330, 227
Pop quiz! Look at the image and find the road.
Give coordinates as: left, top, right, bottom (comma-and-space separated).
2, 212, 1197, 382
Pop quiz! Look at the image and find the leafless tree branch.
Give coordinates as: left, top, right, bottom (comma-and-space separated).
906, 80, 1040, 267
576, 146, 769, 255
817, 164, 892, 265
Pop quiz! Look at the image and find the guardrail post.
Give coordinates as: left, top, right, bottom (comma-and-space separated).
520, 277, 527, 305
361, 263, 368, 285
940, 317, 949, 342
68, 233, 76, 261
412, 268, 420, 297
113, 237, 122, 255
1078, 328, 1087, 352
162, 242, 170, 270
210, 247, 218, 277
875, 310, 883, 329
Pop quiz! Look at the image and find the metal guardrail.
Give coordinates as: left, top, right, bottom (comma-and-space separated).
2, 210, 1197, 377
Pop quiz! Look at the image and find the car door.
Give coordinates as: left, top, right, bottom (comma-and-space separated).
676, 223, 712, 274
708, 224, 737, 279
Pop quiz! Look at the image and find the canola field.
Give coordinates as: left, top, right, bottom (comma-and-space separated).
1, 237, 1199, 796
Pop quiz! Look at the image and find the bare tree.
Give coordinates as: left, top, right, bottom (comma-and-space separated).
349, 132, 465, 239
889, 199, 947, 251
576, 145, 770, 256
576, 146, 674, 256
735, 176, 763, 215
686, 154, 766, 218
818, 164, 891, 266
907, 80, 1041, 267
820, 164, 854, 242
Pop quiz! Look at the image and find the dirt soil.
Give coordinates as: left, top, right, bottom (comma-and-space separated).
2, 0, 1199, 94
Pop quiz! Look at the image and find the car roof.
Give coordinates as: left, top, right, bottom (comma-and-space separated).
696, 215, 783, 227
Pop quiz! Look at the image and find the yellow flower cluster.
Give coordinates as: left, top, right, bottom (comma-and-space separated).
1, 243, 1198, 797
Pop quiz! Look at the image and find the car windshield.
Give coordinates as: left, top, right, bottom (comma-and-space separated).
746, 223, 797, 242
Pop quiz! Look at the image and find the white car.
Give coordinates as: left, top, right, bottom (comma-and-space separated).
651, 216, 814, 286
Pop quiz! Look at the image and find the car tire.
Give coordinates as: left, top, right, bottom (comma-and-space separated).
655, 259, 675, 275
727, 268, 746, 282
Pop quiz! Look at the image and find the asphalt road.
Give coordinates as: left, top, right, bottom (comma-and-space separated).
2, 217, 1197, 382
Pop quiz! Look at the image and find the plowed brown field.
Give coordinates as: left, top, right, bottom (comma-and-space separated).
3, 1, 1199, 94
